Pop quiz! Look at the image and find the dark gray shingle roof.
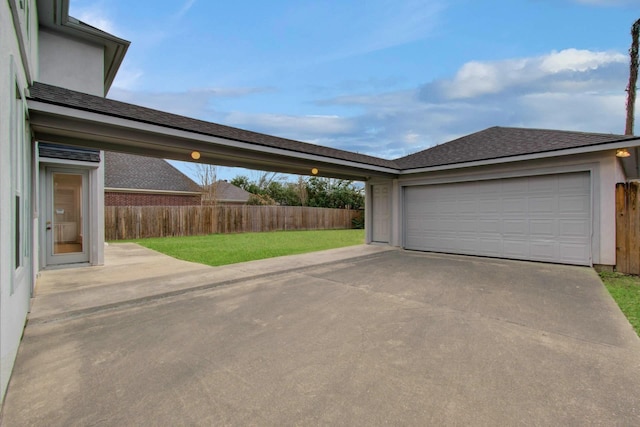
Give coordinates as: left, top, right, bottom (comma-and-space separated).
104, 151, 201, 192
28, 82, 397, 169
396, 126, 639, 169
213, 181, 251, 202
39, 142, 101, 163
30, 83, 640, 173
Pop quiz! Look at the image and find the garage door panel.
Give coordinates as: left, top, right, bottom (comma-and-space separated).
530, 220, 556, 236
478, 219, 500, 233
530, 242, 559, 261
559, 196, 590, 213
528, 176, 557, 192
403, 172, 591, 265
503, 219, 528, 235
478, 199, 499, 213
559, 173, 590, 192
559, 220, 590, 237
502, 180, 528, 193
503, 240, 530, 258
503, 198, 527, 213
458, 220, 479, 232
559, 243, 591, 264
528, 197, 557, 213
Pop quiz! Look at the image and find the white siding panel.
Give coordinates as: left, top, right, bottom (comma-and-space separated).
403, 172, 591, 265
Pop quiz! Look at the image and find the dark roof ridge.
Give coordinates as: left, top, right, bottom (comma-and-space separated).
491, 125, 635, 140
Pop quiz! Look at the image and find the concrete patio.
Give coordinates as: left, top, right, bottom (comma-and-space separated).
1, 244, 639, 426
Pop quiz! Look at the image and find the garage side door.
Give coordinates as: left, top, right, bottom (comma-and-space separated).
404, 172, 591, 265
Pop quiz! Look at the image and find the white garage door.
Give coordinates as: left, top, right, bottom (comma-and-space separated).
404, 172, 591, 265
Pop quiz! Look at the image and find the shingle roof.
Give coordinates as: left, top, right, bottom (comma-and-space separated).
28, 82, 397, 169
396, 126, 639, 169
104, 151, 201, 192
39, 142, 101, 163
212, 181, 251, 202
29, 83, 640, 173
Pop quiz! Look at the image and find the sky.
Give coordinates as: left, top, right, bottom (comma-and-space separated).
70, 0, 640, 182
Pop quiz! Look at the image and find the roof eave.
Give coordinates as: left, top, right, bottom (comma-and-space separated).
399, 139, 640, 176
27, 99, 400, 181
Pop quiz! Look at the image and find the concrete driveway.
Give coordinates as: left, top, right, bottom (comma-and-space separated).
2, 245, 640, 426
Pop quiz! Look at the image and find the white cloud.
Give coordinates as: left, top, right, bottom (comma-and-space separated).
540, 49, 626, 73
436, 49, 626, 100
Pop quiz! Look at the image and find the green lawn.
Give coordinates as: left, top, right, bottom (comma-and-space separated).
599, 272, 640, 336
122, 229, 365, 267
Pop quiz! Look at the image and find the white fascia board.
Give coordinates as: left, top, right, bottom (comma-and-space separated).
399, 139, 640, 175
105, 188, 201, 196
27, 100, 400, 175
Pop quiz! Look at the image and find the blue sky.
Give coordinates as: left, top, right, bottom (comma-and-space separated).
70, 0, 640, 181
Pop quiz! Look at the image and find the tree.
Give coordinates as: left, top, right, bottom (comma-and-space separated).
192, 163, 217, 205
626, 18, 640, 135
230, 173, 364, 209
305, 177, 364, 209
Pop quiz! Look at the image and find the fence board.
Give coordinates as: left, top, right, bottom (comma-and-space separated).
105, 205, 361, 240
616, 182, 640, 274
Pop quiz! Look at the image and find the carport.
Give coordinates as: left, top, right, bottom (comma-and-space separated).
27, 81, 401, 269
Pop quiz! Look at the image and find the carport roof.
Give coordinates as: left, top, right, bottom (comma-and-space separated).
28, 82, 398, 170
396, 126, 640, 170
28, 82, 640, 179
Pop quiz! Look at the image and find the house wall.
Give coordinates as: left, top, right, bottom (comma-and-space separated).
38, 28, 104, 96
370, 151, 620, 266
105, 192, 202, 206
0, 0, 38, 404
615, 157, 627, 183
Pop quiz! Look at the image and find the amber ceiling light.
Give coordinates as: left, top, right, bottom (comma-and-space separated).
616, 148, 631, 158
311, 168, 319, 175
191, 151, 201, 160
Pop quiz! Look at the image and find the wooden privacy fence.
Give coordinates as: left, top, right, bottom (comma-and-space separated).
616, 182, 640, 274
105, 205, 361, 240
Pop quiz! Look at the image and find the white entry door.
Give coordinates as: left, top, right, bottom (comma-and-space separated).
45, 168, 90, 265
403, 172, 592, 265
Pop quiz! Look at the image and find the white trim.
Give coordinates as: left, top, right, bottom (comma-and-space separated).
38, 156, 101, 168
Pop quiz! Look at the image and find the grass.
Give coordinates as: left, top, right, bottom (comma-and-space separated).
120, 229, 365, 267
599, 271, 640, 336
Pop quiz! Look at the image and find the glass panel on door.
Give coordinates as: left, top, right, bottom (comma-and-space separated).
53, 173, 83, 254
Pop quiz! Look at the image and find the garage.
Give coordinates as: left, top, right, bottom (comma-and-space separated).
403, 172, 592, 265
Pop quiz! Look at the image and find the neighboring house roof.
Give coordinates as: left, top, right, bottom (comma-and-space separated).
104, 151, 201, 193
212, 181, 251, 203
28, 82, 396, 169
396, 126, 639, 170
